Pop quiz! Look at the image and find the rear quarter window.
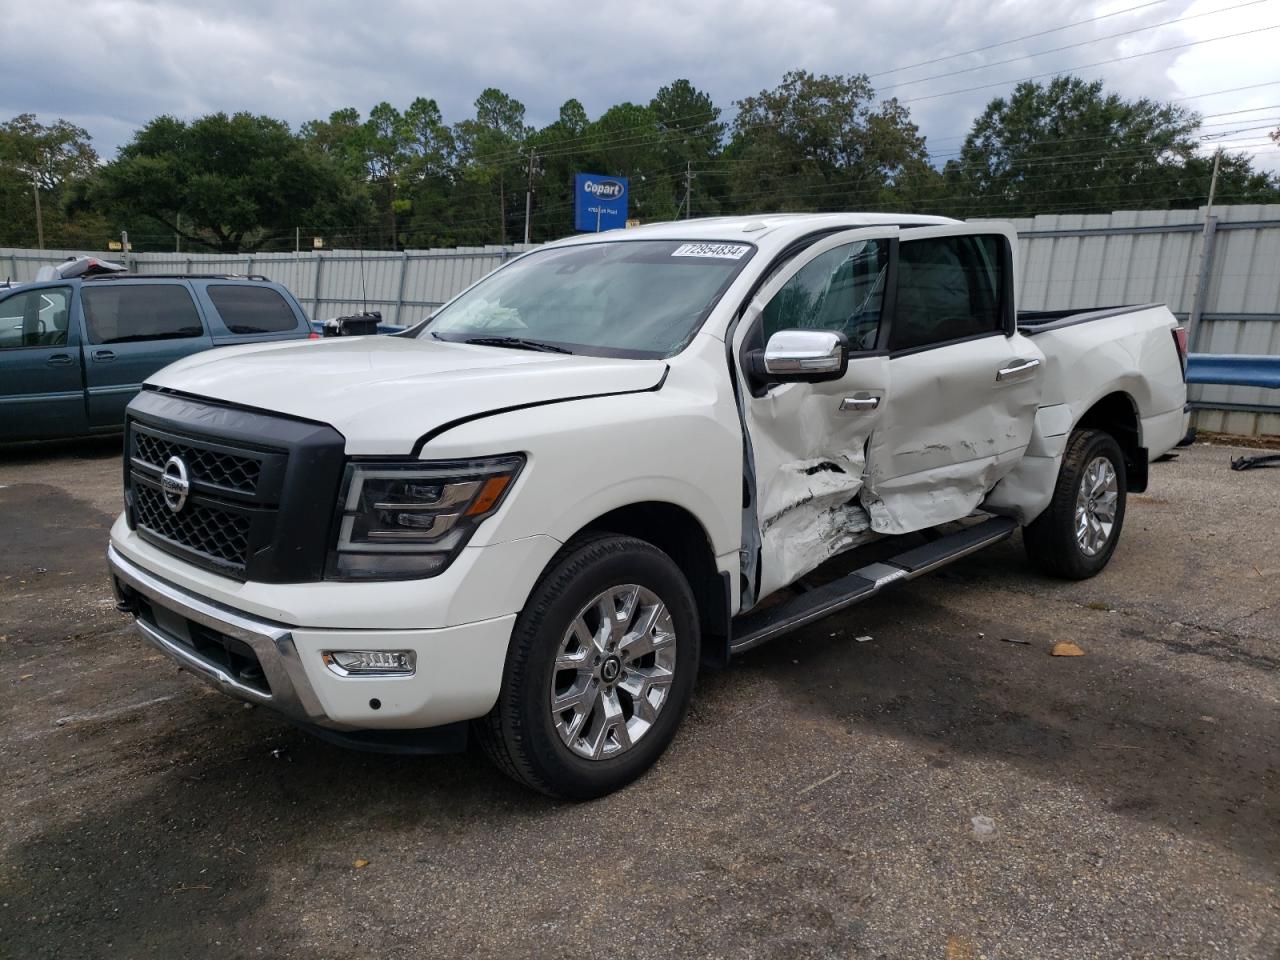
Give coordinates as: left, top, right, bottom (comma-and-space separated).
207, 285, 300, 335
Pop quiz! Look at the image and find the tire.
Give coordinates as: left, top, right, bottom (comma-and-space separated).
476, 533, 700, 799
1023, 428, 1128, 580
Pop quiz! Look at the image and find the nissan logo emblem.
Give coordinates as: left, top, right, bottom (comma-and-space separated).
161, 455, 190, 513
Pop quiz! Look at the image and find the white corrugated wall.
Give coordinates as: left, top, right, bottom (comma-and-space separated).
3, 204, 1277, 434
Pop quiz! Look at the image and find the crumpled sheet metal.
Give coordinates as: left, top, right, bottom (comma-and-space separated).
757, 455, 875, 595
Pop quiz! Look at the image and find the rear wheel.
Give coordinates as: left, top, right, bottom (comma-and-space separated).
477, 534, 699, 799
1023, 428, 1127, 580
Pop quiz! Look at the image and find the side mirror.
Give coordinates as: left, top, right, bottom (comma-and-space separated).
749, 329, 848, 383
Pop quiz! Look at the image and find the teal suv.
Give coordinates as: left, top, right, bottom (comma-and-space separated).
0, 274, 313, 442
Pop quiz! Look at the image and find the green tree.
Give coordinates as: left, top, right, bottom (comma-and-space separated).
300, 108, 369, 184
0, 114, 105, 248
94, 112, 370, 252
650, 79, 726, 217
521, 99, 592, 242
945, 76, 1232, 216
453, 88, 532, 244
726, 70, 931, 213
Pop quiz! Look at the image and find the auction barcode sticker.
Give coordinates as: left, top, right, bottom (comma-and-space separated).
671, 243, 751, 260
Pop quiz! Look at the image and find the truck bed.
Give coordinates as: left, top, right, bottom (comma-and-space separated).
1017, 303, 1162, 334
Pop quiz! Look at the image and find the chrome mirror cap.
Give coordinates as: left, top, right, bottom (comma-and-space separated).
762, 329, 848, 378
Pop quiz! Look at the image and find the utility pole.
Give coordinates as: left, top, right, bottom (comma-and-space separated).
295, 226, 300, 254
175, 212, 181, 253
32, 182, 44, 250
684, 160, 695, 220
1205, 145, 1222, 214
1187, 146, 1223, 351
523, 148, 537, 246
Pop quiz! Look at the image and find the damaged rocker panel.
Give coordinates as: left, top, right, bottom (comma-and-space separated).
729, 515, 1016, 654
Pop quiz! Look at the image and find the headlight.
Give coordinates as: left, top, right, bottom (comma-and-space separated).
327, 455, 524, 580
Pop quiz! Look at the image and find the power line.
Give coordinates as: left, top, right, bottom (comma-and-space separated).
879, 0, 1269, 91
867, 0, 1171, 77
897, 24, 1280, 105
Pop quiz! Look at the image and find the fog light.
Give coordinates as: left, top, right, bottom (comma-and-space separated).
322, 650, 416, 676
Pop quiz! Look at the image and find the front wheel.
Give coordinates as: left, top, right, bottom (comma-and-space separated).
477, 534, 700, 799
1023, 428, 1128, 580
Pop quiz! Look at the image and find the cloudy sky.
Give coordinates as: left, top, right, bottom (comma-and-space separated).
2, 0, 1277, 170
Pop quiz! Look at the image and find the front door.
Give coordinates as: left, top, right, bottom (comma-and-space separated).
79, 280, 213, 428
733, 227, 896, 602
0, 285, 88, 442
861, 224, 1043, 535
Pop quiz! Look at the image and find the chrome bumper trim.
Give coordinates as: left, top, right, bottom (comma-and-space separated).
107, 544, 332, 725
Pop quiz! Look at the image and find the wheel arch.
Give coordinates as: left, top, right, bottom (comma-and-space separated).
1075, 390, 1147, 492
572, 501, 731, 666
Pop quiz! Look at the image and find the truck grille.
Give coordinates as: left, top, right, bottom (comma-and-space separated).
126, 420, 285, 580
132, 481, 252, 567
125, 390, 346, 584
133, 429, 262, 494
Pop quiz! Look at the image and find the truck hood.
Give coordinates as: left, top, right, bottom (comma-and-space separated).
146, 336, 668, 455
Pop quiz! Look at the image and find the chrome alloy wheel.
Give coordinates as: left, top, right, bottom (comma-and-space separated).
1075, 455, 1119, 557
550, 584, 677, 760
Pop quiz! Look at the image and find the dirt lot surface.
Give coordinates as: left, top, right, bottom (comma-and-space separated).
1, 437, 1277, 959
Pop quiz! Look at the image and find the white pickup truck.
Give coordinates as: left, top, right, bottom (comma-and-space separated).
107, 214, 1189, 797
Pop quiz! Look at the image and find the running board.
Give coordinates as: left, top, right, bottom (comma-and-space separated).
729, 516, 1017, 654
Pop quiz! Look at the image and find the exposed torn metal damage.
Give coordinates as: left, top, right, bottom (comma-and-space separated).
759, 455, 877, 592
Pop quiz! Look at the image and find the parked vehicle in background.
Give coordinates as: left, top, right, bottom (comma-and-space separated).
106, 213, 1189, 798
0, 268, 313, 442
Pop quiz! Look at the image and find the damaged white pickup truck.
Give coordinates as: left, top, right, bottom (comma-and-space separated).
107, 214, 1189, 797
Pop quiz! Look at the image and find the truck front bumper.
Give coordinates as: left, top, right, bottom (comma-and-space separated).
107, 544, 516, 739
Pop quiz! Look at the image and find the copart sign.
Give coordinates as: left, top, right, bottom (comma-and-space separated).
574, 173, 630, 232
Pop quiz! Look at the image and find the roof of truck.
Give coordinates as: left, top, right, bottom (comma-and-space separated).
549, 212, 962, 253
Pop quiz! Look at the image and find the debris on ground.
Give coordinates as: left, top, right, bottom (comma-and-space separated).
1230, 452, 1280, 471
1052, 642, 1085, 657
970, 815, 997, 841
353, 859, 370, 870
999, 637, 1031, 645
855, 635, 872, 643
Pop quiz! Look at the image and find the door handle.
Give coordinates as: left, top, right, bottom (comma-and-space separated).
46, 353, 73, 366
996, 357, 1041, 381
92, 349, 116, 362
840, 393, 881, 412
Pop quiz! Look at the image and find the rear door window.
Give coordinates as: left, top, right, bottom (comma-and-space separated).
889, 234, 1004, 352
207, 284, 299, 334
82, 284, 204, 344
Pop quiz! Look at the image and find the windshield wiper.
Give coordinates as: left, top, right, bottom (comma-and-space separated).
460, 335, 573, 354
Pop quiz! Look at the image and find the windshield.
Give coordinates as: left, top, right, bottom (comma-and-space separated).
420, 239, 755, 358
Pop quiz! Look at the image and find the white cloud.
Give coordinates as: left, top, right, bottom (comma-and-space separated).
0, 0, 1274, 172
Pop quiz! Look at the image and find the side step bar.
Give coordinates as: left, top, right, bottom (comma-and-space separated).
728, 516, 1017, 654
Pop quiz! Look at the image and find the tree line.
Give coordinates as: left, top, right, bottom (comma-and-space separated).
1, 72, 1277, 254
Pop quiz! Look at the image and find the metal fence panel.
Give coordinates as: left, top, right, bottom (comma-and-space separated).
1011, 203, 1280, 436
3, 206, 1277, 434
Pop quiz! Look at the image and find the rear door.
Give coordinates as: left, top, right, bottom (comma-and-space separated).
0, 284, 87, 441
79, 280, 213, 428
733, 227, 896, 601
861, 224, 1043, 534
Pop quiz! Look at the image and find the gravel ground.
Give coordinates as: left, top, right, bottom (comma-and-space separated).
1, 436, 1276, 960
